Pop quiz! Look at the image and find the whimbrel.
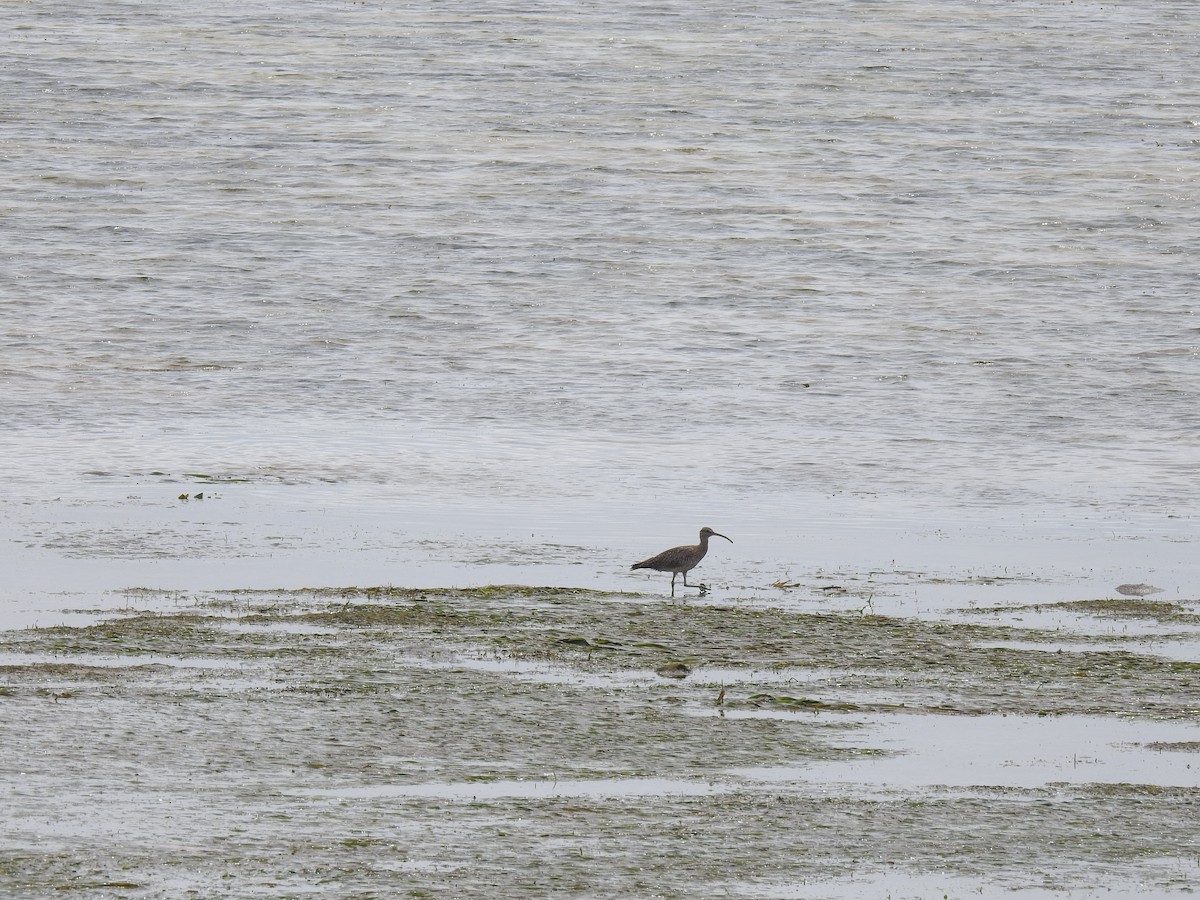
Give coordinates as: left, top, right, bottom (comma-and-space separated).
631, 527, 733, 597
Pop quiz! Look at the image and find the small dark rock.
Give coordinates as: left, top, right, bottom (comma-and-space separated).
655, 662, 691, 679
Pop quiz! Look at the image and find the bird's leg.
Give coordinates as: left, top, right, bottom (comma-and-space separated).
682, 572, 708, 594
670, 572, 677, 597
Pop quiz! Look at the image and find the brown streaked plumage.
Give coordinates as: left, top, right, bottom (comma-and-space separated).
631, 526, 733, 596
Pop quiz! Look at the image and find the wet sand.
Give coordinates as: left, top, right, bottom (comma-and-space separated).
1, 584, 1197, 897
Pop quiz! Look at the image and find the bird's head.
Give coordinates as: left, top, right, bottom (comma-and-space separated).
700, 526, 733, 543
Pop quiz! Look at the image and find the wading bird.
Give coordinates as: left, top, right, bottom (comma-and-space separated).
631, 526, 732, 596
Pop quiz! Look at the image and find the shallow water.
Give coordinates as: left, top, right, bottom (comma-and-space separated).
2, 0, 1198, 623
738, 713, 1200, 790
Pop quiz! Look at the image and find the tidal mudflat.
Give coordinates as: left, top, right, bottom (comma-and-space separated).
1, 585, 1197, 897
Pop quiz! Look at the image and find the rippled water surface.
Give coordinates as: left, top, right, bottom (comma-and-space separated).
2, 1, 1198, 606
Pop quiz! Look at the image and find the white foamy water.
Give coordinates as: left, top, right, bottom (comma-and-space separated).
2, 1, 1197, 618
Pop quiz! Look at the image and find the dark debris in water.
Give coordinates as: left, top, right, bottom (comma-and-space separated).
1137, 741, 1200, 753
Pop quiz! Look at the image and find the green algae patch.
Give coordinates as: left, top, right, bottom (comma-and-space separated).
248, 604, 477, 629
0, 663, 165, 682
743, 694, 861, 712
2, 585, 1199, 898
3, 587, 1196, 719
972, 597, 1200, 625
19, 614, 228, 657
1060, 599, 1199, 623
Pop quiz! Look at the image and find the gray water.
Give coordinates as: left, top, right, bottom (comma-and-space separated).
2, 1, 1198, 615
